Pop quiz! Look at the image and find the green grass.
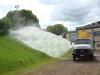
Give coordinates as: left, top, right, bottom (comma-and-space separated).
0, 36, 54, 75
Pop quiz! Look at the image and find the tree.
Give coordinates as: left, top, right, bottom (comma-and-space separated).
6, 9, 40, 29
47, 24, 68, 35
0, 18, 10, 35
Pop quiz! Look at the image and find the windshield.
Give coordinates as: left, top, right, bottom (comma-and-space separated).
75, 39, 91, 44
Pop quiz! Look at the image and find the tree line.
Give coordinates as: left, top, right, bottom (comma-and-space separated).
0, 9, 39, 35
47, 24, 68, 36
0, 9, 68, 36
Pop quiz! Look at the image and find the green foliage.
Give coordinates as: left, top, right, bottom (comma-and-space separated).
0, 9, 40, 35
0, 18, 10, 35
0, 36, 53, 74
47, 24, 68, 35
6, 9, 40, 28
19, 9, 38, 23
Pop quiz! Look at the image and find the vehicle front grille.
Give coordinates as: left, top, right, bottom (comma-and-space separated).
75, 49, 90, 54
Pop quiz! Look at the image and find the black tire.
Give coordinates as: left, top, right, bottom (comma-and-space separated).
73, 55, 76, 61
89, 54, 94, 61
90, 55, 94, 61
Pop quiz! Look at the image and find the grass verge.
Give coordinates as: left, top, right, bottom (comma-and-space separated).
0, 36, 54, 75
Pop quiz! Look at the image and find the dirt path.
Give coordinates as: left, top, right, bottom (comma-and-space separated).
22, 51, 100, 75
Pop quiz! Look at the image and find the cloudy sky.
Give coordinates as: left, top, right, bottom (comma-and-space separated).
0, 0, 100, 31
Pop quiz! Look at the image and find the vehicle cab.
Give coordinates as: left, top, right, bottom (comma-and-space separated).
72, 38, 94, 61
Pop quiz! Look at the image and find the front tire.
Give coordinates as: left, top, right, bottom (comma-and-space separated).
73, 55, 76, 61
90, 54, 94, 61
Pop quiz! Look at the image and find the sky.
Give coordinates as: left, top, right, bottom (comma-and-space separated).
0, 0, 100, 31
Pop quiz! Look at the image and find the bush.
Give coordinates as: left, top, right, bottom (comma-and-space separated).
0, 18, 10, 35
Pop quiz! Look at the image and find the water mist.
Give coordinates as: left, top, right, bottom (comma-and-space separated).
10, 26, 72, 57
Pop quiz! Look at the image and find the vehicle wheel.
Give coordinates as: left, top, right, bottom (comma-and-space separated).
73, 55, 76, 61
90, 54, 94, 61
91, 55, 94, 60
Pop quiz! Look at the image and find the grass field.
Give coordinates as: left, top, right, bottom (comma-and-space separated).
0, 36, 53, 75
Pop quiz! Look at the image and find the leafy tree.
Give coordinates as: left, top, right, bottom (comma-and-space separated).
6, 9, 40, 29
0, 9, 40, 35
0, 18, 10, 35
19, 9, 38, 23
47, 24, 68, 35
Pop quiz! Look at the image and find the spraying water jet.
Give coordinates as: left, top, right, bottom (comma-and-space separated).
10, 26, 72, 57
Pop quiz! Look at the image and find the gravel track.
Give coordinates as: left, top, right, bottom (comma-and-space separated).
23, 56, 100, 75
22, 51, 100, 75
